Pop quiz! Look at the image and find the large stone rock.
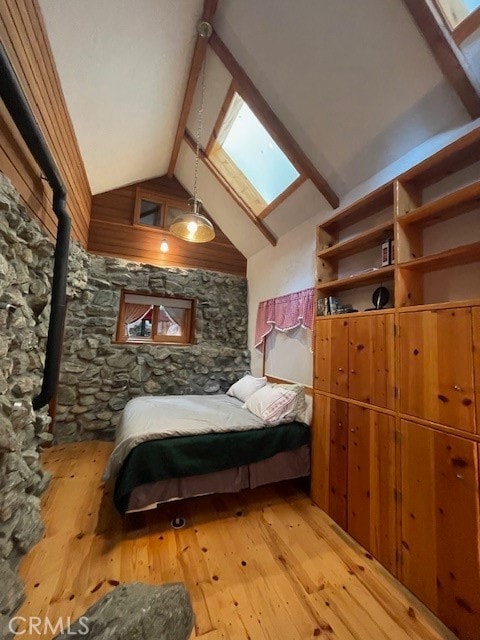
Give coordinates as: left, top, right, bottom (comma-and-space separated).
0, 559, 24, 617
53, 583, 194, 640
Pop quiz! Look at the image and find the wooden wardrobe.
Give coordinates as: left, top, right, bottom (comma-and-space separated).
311, 127, 480, 640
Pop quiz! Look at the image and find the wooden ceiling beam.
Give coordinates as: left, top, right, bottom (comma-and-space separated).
167, 0, 219, 178
183, 131, 277, 246
209, 31, 339, 209
402, 0, 480, 119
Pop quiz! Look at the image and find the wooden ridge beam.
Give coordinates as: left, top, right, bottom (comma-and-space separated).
402, 0, 480, 119
168, 0, 219, 177
209, 31, 339, 209
183, 130, 277, 246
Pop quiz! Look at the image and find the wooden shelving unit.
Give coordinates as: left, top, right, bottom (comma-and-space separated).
317, 265, 394, 293
317, 220, 393, 260
312, 127, 480, 640
321, 182, 392, 233
316, 127, 480, 313
398, 241, 480, 273
398, 180, 480, 228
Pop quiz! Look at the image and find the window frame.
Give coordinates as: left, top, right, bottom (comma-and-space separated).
204, 81, 306, 220
115, 290, 196, 346
133, 188, 190, 231
432, 0, 480, 43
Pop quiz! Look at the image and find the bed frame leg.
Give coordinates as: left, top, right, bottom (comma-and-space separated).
171, 516, 186, 529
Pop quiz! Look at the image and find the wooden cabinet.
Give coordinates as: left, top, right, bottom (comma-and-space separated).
313, 318, 348, 396
311, 396, 397, 572
400, 420, 480, 639
398, 307, 477, 433
474, 308, 480, 431
311, 394, 348, 528
312, 130, 480, 640
347, 405, 397, 574
314, 313, 395, 410
349, 314, 395, 410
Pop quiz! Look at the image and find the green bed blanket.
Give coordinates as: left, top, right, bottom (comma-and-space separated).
114, 422, 310, 513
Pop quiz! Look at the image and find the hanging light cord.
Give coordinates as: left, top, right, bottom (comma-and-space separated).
193, 57, 206, 208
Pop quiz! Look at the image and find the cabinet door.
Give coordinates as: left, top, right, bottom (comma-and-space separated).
398, 308, 476, 433
400, 420, 480, 639
311, 394, 348, 528
347, 406, 397, 574
474, 308, 480, 434
348, 314, 395, 409
314, 318, 348, 396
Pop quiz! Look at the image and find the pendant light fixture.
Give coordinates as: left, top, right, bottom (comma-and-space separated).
169, 21, 215, 243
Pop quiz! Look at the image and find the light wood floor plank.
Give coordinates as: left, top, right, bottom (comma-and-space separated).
14, 442, 456, 640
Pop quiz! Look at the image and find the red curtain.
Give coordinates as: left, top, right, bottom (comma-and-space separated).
255, 288, 314, 351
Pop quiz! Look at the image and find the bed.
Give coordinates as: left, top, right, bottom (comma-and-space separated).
103, 391, 311, 514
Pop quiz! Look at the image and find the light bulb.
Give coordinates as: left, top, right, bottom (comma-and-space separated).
187, 220, 198, 234
160, 239, 169, 253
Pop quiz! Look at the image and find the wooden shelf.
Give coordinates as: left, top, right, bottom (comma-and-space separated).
398, 180, 480, 228
400, 127, 480, 189
398, 241, 480, 273
317, 265, 395, 292
318, 221, 393, 260
315, 308, 395, 320
322, 183, 393, 232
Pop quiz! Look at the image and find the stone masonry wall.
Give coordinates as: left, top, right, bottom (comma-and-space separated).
0, 174, 53, 638
54, 249, 250, 442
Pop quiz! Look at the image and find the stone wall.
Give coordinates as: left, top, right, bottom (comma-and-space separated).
54, 249, 250, 442
0, 174, 53, 638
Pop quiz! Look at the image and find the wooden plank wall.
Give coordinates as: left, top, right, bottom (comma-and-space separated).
88, 175, 247, 276
0, 0, 91, 246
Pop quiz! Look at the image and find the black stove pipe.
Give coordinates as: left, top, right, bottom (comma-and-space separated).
0, 42, 71, 411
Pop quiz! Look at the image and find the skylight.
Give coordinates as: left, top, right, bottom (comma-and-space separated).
209, 93, 300, 215
435, 0, 480, 28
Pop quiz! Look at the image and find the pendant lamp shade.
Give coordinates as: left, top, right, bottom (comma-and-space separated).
169, 200, 215, 243
168, 22, 215, 244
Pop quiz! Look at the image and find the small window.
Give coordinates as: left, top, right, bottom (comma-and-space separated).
433, 0, 480, 41
116, 292, 195, 345
434, 0, 479, 27
134, 189, 189, 231
208, 92, 300, 216
138, 199, 163, 228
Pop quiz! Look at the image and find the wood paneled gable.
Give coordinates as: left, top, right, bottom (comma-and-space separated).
88, 174, 247, 276
0, 0, 91, 246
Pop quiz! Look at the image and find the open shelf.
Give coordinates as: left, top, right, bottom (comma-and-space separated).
398, 180, 480, 228
318, 220, 393, 260
322, 183, 393, 233
317, 265, 395, 292
398, 241, 480, 273
400, 127, 480, 189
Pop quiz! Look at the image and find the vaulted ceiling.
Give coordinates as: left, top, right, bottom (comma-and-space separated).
39, 0, 473, 257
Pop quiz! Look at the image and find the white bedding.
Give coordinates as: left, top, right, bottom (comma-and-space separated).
103, 394, 266, 481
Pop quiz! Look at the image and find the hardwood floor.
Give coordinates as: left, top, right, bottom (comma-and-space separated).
16, 442, 456, 640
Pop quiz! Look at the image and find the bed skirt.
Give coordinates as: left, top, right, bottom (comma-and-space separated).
126, 444, 310, 513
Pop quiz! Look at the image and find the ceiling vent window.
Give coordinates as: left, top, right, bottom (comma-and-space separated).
433, 0, 480, 40
116, 292, 195, 345
207, 92, 301, 216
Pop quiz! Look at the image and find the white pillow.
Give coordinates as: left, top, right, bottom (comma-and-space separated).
245, 384, 297, 426
226, 374, 267, 403
274, 383, 306, 422
298, 394, 313, 426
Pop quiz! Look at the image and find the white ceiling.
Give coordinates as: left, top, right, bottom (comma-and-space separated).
39, 0, 472, 256
39, 0, 203, 195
